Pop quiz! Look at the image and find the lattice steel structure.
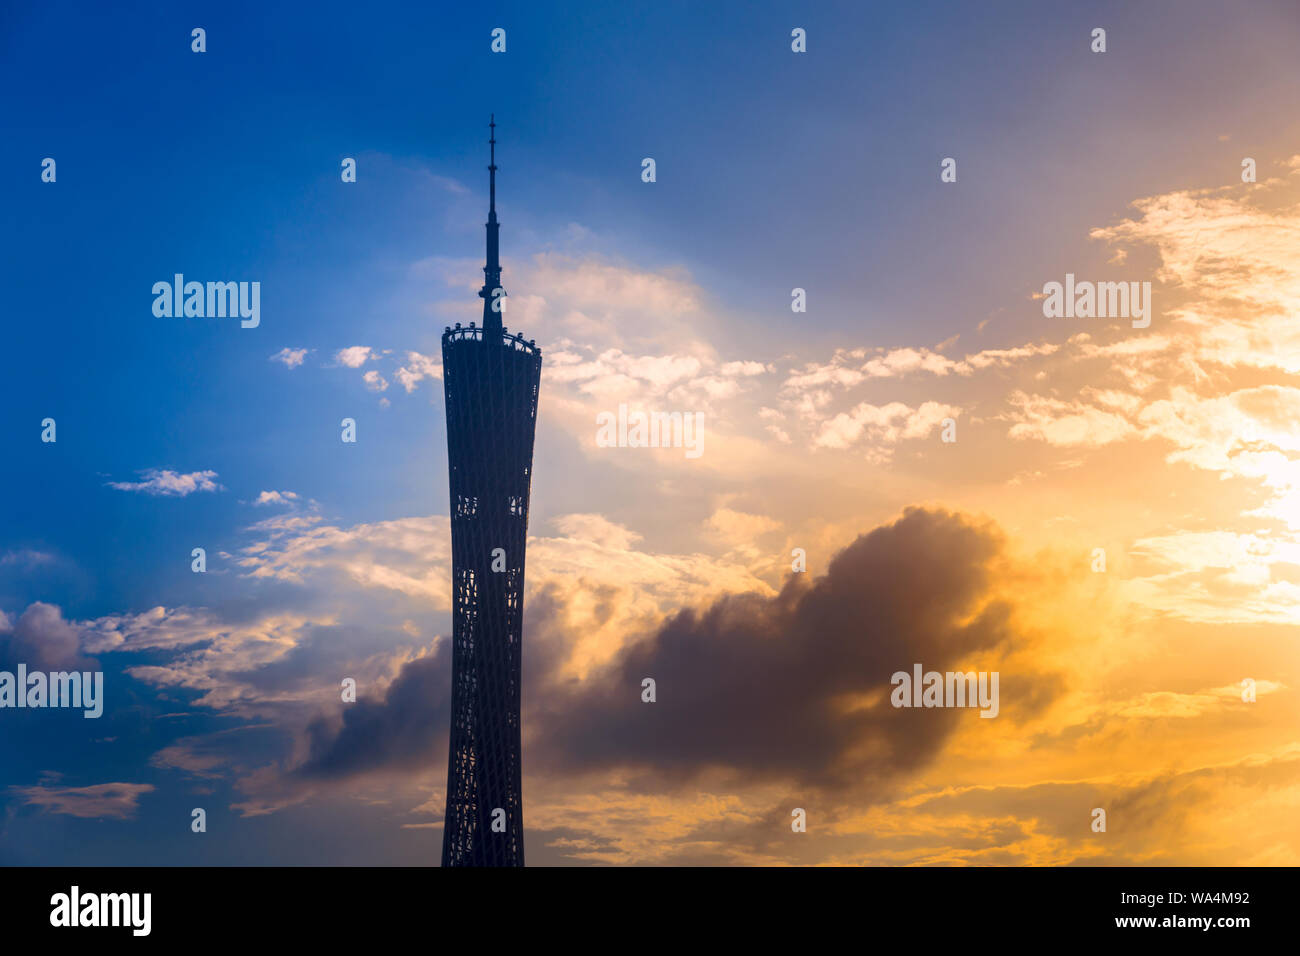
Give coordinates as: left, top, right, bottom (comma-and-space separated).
440, 117, 541, 867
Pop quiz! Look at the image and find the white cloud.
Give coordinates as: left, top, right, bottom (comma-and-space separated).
335, 346, 373, 368
107, 469, 222, 496
704, 508, 782, 550
813, 401, 959, 451
1005, 392, 1139, 448
254, 490, 300, 506
780, 341, 1059, 397
395, 351, 442, 392
550, 513, 643, 551
270, 348, 308, 369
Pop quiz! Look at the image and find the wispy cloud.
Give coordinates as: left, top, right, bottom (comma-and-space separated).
107, 469, 222, 496
0, 548, 56, 567
254, 490, 300, 506
10, 782, 155, 820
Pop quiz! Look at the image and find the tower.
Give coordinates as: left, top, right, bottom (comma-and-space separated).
440, 117, 542, 866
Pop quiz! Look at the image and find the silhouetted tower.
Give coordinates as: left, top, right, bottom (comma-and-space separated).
440, 116, 541, 866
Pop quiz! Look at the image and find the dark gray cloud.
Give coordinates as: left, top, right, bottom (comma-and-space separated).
0, 601, 94, 672
291, 508, 1060, 793
294, 650, 451, 779
535, 507, 1035, 789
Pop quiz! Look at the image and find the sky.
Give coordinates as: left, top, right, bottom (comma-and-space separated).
2, 0, 1300, 865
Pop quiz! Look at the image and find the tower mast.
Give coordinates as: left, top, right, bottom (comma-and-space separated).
480, 114, 504, 338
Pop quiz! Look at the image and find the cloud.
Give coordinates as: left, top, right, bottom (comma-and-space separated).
81, 606, 334, 714
528, 254, 700, 317
416, 168, 469, 196
334, 346, 373, 368
0, 549, 56, 568
291, 508, 1054, 796
898, 746, 1300, 866
254, 490, 300, 506
9, 782, 155, 820
780, 341, 1060, 396
294, 651, 450, 779
51, 506, 772, 748
151, 728, 271, 779
537, 507, 1047, 789
1125, 528, 1300, 624
812, 401, 959, 452
270, 348, 308, 368
245, 491, 320, 534
1005, 391, 1139, 447
547, 347, 704, 399
420, 252, 714, 354
106, 469, 221, 496
703, 508, 781, 551
1109, 682, 1284, 719
235, 516, 451, 605
0, 602, 93, 671
549, 513, 643, 551
394, 351, 442, 392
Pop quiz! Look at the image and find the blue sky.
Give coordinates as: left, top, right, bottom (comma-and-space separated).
6, 0, 1294, 593
4, 1, 1300, 865
7, 0, 1297, 612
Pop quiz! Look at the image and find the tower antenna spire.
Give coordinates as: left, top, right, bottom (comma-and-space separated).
488, 114, 497, 216
481, 114, 503, 337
